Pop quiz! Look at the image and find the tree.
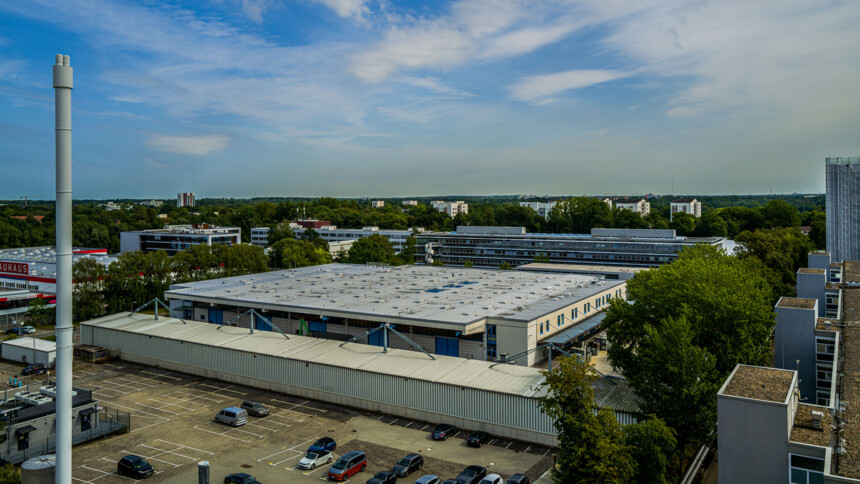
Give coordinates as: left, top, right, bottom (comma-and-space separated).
73, 257, 107, 322
300, 228, 329, 252
623, 417, 677, 484
809, 220, 826, 249
669, 212, 696, 235
0, 464, 20, 484
736, 227, 814, 299
499, 262, 512, 270
346, 234, 395, 265
534, 252, 550, 263
392, 234, 417, 266
26, 298, 55, 327
612, 208, 648, 229
604, 245, 774, 458
463, 260, 474, 268
269, 239, 331, 269
538, 356, 635, 483
266, 221, 295, 247
548, 197, 612, 234
760, 200, 800, 228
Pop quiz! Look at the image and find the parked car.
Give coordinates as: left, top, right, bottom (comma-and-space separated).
214, 407, 248, 427
328, 450, 366, 481
21, 363, 47, 376
309, 436, 337, 453
454, 466, 487, 484
466, 431, 490, 448
504, 475, 529, 484
5, 328, 21, 335
117, 455, 153, 479
224, 473, 261, 484
366, 470, 397, 484
441, 480, 459, 484
393, 453, 424, 477
431, 423, 457, 440
21, 326, 35, 334
241, 400, 269, 417
479, 474, 503, 484
298, 450, 333, 470
415, 475, 441, 484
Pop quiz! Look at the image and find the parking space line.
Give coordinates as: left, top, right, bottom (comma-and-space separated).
524, 445, 532, 453
155, 439, 213, 455
193, 424, 254, 443
420, 424, 429, 431
543, 448, 551, 457
120, 450, 181, 467
245, 420, 289, 431
275, 452, 306, 466
488, 438, 498, 445
259, 447, 303, 462
269, 410, 304, 422
505, 441, 513, 449
141, 370, 182, 381
139, 444, 199, 461
133, 402, 180, 415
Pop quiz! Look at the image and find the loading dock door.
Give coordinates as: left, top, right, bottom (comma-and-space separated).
435, 337, 459, 357
15, 425, 35, 451
368, 330, 384, 347
208, 309, 223, 325
308, 321, 327, 334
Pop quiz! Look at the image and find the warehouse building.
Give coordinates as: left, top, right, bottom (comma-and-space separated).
165, 264, 625, 366
416, 226, 729, 268
1, 337, 56, 367
81, 312, 640, 446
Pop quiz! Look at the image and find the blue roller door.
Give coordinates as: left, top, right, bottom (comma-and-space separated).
208, 310, 223, 325
308, 321, 327, 334
368, 330, 384, 347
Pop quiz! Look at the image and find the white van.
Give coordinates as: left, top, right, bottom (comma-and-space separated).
215, 407, 248, 427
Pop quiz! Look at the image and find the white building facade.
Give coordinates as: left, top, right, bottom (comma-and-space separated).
670, 198, 702, 219
519, 201, 557, 218
614, 198, 650, 216
431, 201, 469, 217
177, 192, 195, 207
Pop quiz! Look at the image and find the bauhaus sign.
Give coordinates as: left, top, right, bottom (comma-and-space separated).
0, 262, 28, 275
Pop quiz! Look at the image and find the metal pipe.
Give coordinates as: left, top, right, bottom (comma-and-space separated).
53, 52, 73, 484
198, 461, 210, 484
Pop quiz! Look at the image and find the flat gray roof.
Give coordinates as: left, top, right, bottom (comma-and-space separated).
166, 264, 623, 327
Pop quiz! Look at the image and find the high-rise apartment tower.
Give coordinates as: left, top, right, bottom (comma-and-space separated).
826, 157, 860, 262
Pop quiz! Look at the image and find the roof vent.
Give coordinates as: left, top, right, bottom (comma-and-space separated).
811, 411, 824, 429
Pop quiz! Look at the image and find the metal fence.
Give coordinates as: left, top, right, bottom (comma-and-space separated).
0, 405, 130, 464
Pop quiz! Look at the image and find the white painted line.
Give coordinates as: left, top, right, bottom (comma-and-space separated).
192, 425, 253, 443
141, 370, 182, 381
155, 439, 214, 455
139, 444, 198, 461
420, 424, 429, 431
269, 411, 304, 422
133, 402, 180, 415
97, 399, 171, 420
488, 438, 498, 445
524, 445, 532, 453
543, 448, 551, 457
505, 441, 512, 449
389, 418, 399, 426
120, 450, 180, 467
259, 447, 303, 462
274, 452, 306, 466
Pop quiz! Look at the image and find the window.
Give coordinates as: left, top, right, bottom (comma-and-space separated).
557, 315, 563, 327
789, 454, 824, 484
486, 341, 497, 359
539, 322, 544, 335
486, 324, 497, 338
816, 363, 832, 389
816, 390, 830, 407
571, 308, 578, 319
816, 337, 835, 362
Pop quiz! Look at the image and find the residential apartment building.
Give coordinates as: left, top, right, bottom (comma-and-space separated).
177, 192, 195, 208
431, 201, 469, 217
371, 200, 385, 208
614, 198, 650, 216
826, 157, 860, 262
718, 256, 860, 483
417, 226, 729, 268
402, 200, 418, 206
120, 224, 241, 255
670, 198, 702, 219
250, 227, 270, 247
519, 201, 557, 218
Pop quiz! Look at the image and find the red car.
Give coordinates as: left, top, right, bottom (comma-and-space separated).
327, 451, 366, 481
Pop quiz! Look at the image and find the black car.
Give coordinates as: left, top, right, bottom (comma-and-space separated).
392, 453, 423, 477
466, 431, 490, 447
431, 423, 457, 440
366, 470, 397, 484
505, 474, 529, 484
5, 328, 21, 335
454, 465, 487, 484
224, 473, 261, 484
117, 455, 153, 479
21, 363, 47, 376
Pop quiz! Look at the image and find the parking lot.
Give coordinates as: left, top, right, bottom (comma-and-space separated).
65, 360, 553, 483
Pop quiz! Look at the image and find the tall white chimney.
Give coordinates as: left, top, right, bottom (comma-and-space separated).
53, 53, 73, 484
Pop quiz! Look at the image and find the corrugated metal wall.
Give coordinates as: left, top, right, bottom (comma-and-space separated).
85, 325, 565, 445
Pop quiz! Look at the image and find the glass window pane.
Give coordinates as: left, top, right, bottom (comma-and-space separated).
790, 468, 807, 484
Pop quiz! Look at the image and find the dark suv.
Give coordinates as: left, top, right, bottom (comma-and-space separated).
241, 400, 269, 417
466, 431, 490, 447
117, 455, 153, 479
224, 473, 261, 484
392, 453, 424, 477
455, 465, 487, 484
432, 423, 457, 440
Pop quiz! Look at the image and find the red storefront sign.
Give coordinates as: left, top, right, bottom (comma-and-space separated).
0, 262, 29, 275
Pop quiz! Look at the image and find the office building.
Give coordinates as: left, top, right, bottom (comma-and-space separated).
120, 224, 241, 255
295, 226, 418, 253
717, 256, 860, 483
177, 192, 195, 208
416, 227, 729, 268
670, 198, 702, 219
402, 200, 418, 206
165, 263, 625, 367
826, 157, 860, 262
250, 227, 270, 247
519, 201, 557, 218
138, 200, 161, 207
293, 219, 331, 229
371, 200, 385, 208
614, 198, 650, 216
431, 201, 469, 217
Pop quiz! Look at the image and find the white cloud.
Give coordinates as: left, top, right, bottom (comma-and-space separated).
509, 69, 628, 103
316, 0, 368, 23
147, 134, 229, 155
401, 76, 472, 97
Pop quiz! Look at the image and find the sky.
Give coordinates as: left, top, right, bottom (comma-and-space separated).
1, 0, 859, 199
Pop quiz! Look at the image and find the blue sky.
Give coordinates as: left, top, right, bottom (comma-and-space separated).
1, 0, 859, 199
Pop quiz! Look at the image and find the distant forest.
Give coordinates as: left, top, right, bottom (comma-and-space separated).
0, 194, 825, 253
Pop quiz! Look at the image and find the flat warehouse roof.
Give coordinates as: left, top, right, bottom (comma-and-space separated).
166, 264, 624, 326
2, 337, 56, 352
83, 312, 548, 397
